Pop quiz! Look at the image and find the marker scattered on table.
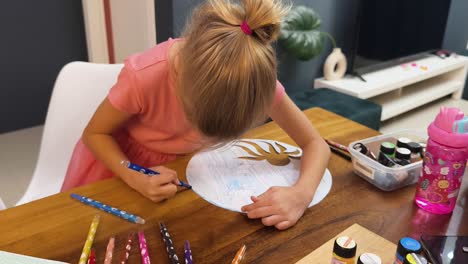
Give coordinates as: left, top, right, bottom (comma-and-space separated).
71, 193, 145, 224
138, 230, 151, 264
184, 241, 193, 264
104, 237, 115, 264
231, 244, 246, 264
159, 222, 180, 264
325, 139, 351, 161
78, 215, 100, 264
87, 249, 95, 264
121, 160, 192, 189
325, 139, 349, 153
329, 146, 352, 161
120, 232, 135, 264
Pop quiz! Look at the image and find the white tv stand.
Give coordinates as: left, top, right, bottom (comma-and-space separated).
314, 54, 468, 121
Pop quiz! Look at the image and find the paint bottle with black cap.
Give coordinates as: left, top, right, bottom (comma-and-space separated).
396, 137, 412, 149
394, 237, 422, 264
331, 236, 357, 264
407, 142, 423, 162
394, 148, 411, 166
378, 142, 397, 167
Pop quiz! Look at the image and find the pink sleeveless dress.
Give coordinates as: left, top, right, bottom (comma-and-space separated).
61, 38, 285, 191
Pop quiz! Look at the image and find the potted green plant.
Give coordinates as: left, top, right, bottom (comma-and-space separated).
279, 6, 346, 80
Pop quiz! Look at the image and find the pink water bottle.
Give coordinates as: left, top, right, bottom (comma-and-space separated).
415, 107, 468, 214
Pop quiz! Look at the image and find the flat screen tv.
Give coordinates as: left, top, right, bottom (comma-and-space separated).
351, 0, 452, 80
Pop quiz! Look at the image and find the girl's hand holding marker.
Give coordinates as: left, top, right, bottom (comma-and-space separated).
121, 160, 192, 202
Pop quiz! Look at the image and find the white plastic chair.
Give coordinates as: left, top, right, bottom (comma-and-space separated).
15, 62, 123, 206
0, 197, 6, 210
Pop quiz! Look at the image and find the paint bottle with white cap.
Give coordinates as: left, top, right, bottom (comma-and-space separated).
357, 253, 381, 264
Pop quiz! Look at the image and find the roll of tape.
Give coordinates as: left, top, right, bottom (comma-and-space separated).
324, 48, 347, 81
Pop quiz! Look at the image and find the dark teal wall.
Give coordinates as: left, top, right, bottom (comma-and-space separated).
275, 0, 360, 92
171, 0, 467, 95
3, 0, 465, 133
0, 1, 87, 133
171, 0, 360, 93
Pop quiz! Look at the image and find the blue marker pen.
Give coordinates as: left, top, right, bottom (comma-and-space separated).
121, 160, 192, 189
70, 193, 145, 224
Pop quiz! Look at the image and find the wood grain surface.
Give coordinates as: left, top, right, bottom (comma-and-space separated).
0, 108, 466, 264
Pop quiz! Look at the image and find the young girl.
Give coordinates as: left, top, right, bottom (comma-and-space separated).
63, 0, 330, 230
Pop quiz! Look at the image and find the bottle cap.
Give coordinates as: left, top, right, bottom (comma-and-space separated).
380, 142, 396, 155
397, 237, 422, 260
407, 142, 422, 154
402, 253, 427, 264
333, 236, 357, 259
395, 148, 411, 160
396, 138, 412, 149
428, 107, 468, 148
353, 142, 368, 155
357, 253, 381, 264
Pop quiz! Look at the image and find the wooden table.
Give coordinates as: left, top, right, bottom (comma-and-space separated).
1, 108, 467, 264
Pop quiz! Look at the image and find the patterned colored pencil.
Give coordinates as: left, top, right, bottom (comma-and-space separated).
87, 249, 96, 264
71, 193, 145, 224
325, 139, 349, 153
184, 240, 193, 264
329, 145, 351, 161
104, 237, 115, 264
231, 244, 246, 264
120, 232, 135, 264
138, 230, 151, 264
78, 215, 100, 264
159, 222, 180, 264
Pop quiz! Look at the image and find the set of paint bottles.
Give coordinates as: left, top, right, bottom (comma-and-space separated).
330, 236, 428, 264
377, 139, 423, 168
415, 107, 468, 214
394, 237, 423, 264
331, 236, 384, 264
394, 237, 427, 264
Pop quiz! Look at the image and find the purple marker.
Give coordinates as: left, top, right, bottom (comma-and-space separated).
121, 160, 192, 189
184, 241, 193, 264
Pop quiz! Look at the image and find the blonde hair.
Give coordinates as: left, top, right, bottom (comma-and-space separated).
177, 0, 288, 142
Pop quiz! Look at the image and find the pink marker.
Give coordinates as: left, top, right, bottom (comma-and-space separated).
104, 237, 115, 264
139, 231, 151, 264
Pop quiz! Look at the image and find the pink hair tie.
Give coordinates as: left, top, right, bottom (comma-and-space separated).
240, 20, 253, 35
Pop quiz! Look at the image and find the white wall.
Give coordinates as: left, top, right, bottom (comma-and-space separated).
82, 0, 157, 63
82, 0, 109, 63
111, 0, 157, 63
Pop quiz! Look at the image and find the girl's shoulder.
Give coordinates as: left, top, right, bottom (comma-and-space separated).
125, 38, 179, 72
108, 38, 181, 115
